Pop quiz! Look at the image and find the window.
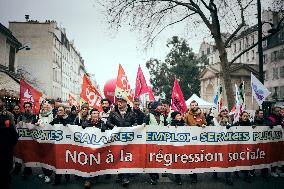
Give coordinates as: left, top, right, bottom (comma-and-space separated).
245, 37, 249, 47
239, 41, 242, 51
272, 68, 279, 80
251, 50, 255, 60
264, 71, 269, 81
280, 66, 284, 78
263, 54, 267, 64
246, 52, 249, 62
234, 44, 236, 53
251, 35, 255, 44
207, 48, 210, 55
271, 51, 278, 62
280, 86, 284, 99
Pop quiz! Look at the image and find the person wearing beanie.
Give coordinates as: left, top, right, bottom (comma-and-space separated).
169, 111, 185, 185
66, 105, 77, 124
106, 97, 137, 187
143, 101, 168, 185
170, 111, 186, 127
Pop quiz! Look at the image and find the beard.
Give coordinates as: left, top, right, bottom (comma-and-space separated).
103, 106, 110, 113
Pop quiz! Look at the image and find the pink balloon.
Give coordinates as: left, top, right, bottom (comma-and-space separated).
103, 78, 116, 104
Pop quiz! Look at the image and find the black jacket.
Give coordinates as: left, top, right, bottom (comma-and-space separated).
233, 120, 252, 126
106, 105, 137, 129
254, 116, 266, 126
0, 111, 18, 172
50, 116, 68, 126
170, 119, 186, 126
133, 108, 145, 125
83, 119, 107, 131
266, 114, 282, 127
66, 113, 77, 124
18, 112, 37, 124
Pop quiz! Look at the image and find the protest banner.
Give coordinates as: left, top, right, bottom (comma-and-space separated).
14, 124, 284, 177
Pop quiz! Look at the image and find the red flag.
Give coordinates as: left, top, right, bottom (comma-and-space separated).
135, 65, 149, 98
148, 86, 155, 101
171, 79, 187, 113
115, 64, 134, 104
68, 94, 78, 106
80, 74, 102, 110
20, 79, 42, 114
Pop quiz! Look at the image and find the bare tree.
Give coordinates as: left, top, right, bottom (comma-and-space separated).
102, 0, 284, 109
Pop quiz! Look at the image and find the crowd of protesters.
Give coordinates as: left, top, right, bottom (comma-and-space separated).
0, 96, 284, 189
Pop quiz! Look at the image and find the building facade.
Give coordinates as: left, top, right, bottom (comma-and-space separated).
0, 23, 22, 108
9, 19, 90, 101
199, 9, 284, 107
263, 11, 284, 101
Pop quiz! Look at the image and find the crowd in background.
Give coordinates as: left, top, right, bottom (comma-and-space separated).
0, 96, 284, 189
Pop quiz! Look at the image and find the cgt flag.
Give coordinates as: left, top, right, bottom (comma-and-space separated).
251, 73, 271, 106
80, 74, 102, 110
20, 79, 42, 114
135, 65, 149, 98
115, 64, 134, 104
171, 79, 187, 113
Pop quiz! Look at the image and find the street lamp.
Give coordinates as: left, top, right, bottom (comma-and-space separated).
17, 42, 32, 52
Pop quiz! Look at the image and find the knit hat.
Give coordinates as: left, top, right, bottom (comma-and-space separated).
149, 101, 161, 110
171, 111, 181, 119
71, 105, 76, 112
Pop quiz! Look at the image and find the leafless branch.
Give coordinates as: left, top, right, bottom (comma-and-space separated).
229, 16, 284, 66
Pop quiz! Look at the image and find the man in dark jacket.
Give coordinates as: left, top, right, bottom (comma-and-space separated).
254, 109, 266, 126
132, 98, 145, 125
50, 106, 70, 185
0, 98, 18, 189
17, 102, 37, 179
107, 97, 137, 187
66, 105, 77, 124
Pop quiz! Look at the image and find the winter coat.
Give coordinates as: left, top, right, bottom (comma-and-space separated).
184, 109, 207, 126
83, 118, 106, 131
133, 108, 145, 125
66, 113, 77, 124
17, 112, 37, 124
170, 119, 186, 126
100, 110, 111, 124
0, 110, 18, 173
73, 115, 89, 127
266, 114, 282, 127
106, 105, 137, 129
143, 113, 168, 126
50, 116, 68, 126
37, 111, 54, 125
253, 116, 266, 126
233, 120, 252, 126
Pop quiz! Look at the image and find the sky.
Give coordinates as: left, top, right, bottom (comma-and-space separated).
0, 0, 204, 91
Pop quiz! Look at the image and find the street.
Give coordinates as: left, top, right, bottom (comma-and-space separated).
11, 168, 284, 189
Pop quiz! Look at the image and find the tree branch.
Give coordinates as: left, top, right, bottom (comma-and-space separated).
147, 12, 196, 45
229, 21, 284, 66
224, 0, 246, 48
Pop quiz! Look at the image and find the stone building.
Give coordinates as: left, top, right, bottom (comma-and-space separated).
200, 63, 259, 110
9, 19, 90, 101
0, 22, 21, 107
199, 9, 283, 108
